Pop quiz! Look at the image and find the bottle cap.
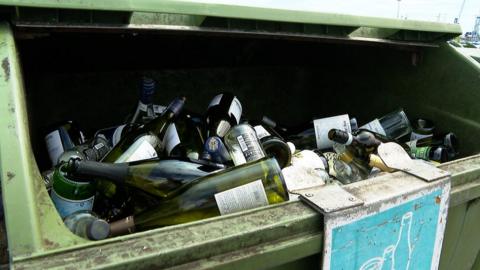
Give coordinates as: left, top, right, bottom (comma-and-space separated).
328, 129, 353, 145
350, 118, 359, 132
166, 97, 186, 116
140, 77, 156, 104
87, 219, 111, 240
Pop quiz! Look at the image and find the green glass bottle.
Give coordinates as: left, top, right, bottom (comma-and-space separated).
50, 164, 95, 218
65, 158, 225, 199
109, 157, 289, 234
98, 96, 186, 198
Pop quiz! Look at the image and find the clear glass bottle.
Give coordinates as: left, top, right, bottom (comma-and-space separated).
224, 124, 266, 166
63, 210, 110, 241
360, 108, 412, 140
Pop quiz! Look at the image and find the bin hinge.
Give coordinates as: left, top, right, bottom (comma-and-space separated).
299, 184, 364, 214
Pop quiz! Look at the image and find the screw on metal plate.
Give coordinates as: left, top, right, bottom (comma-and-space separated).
377, 142, 450, 182
299, 184, 364, 214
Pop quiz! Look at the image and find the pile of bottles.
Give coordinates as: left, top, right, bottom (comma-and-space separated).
42, 77, 458, 240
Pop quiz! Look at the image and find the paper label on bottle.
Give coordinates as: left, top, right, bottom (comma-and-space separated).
50, 189, 94, 218
207, 94, 223, 109
45, 130, 64, 166
281, 150, 328, 194
236, 133, 265, 163
115, 137, 158, 163
254, 125, 271, 140
164, 123, 181, 155
215, 180, 268, 215
313, 114, 352, 150
228, 97, 242, 124
112, 124, 126, 146
360, 119, 387, 136
410, 131, 432, 141
153, 104, 167, 114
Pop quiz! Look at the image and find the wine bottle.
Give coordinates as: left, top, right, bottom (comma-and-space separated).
360, 108, 412, 140
50, 164, 95, 218
127, 77, 157, 124
205, 93, 242, 138
323, 152, 363, 184
328, 129, 388, 175
109, 157, 288, 234
253, 125, 292, 169
65, 158, 225, 199
94, 123, 139, 148
202, 136, 232, 164
411, 145, 449, 163
57, 138, 110, 165
287, 115, 358, 150
224, 124, 266, 166
164, 113, 205, 160
63, 210, 110, 241
410, 118, 435, 140
44, 120, 86, 166
98, 96, 185, 199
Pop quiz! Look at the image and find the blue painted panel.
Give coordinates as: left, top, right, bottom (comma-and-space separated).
330, 189, 442, 270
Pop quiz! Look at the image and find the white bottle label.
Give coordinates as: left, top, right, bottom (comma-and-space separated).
115, 137, 158, 163
112, 124, 126, 146
207, 94, 223, 109
254, 125, 271, 140
228, 97, 243, 124
281, 150, 329, 194
50, 189, 94, 218
313, 114, 352, 150
215, 180, 269, 215
138, 101, 148, 112
164, 123, 181, 155
153, 104, 167, 114
45, 130, 64, 166
360, 119, 387, 136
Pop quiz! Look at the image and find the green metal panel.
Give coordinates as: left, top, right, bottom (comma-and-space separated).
0, 0, 462, 44
0, 7, 476, 269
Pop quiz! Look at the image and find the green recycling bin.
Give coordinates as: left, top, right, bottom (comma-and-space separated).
0, 1, 479, 269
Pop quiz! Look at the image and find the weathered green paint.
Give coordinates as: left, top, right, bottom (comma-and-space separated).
0, 22, 89, 259
0, 0, 461, 34
439, 199, 480, 270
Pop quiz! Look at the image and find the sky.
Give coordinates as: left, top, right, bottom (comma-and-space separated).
197, 0, 480, 33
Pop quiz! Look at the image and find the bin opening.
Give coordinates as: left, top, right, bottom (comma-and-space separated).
18, 31, 477, 172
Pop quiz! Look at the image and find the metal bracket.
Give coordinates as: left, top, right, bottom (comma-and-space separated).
378, 142, 451, 182
299, 184, 364, 214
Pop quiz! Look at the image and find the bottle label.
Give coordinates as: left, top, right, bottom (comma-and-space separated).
207, 94, 223, 109
413, 146, 431, 160
45, 130, 64, 165
236, 133, 265, 163
228, 97, 242, 124
215, 180, 268, 215
410, 131, 432, 141
115, 137, 158, 163
281, 150, 329, 193
360, 119, 387, 136
313, 114, 352, 150
164, 124, 181, 155
254, 125, 271, 140
138, 101, 148, 112
112, 124, 126, 146
50, 189, 94, 218
153, 104, 166, 114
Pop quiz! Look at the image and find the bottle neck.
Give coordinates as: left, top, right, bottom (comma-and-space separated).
109, 216, 136, 237
68, 160, 129, 184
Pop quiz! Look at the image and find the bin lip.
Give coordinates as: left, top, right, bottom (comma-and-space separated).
0, 0, 462, 35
